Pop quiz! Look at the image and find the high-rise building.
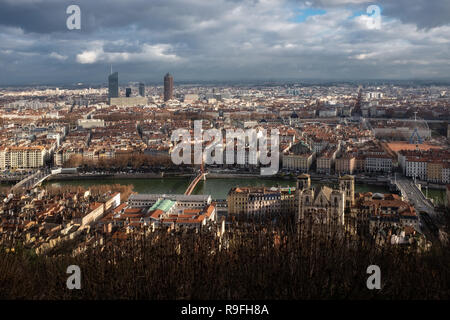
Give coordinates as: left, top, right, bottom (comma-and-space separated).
164, 73, 173, 102
108, 72, 119, 101
447, 123, 450, 141
139, 83, 145, 97
126, 88, 131, 97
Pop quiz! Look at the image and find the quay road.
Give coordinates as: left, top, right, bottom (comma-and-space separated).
393, 177, 443, 240
295, 117, 447, 124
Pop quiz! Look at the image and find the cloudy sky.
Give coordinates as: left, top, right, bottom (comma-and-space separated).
0, 0, 449, 85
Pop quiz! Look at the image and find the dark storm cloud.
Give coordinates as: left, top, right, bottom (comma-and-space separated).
0, 0, 449, 85
380, 0, 450, 29
302, 0, 450, 29
0, 0, 235, 34
0, 1, 65, 33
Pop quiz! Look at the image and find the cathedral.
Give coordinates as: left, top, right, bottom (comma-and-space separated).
296, 174, 355, 226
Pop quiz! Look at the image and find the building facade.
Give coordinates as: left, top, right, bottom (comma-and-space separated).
296, 174, 354, 226
108, 72, 119, 102
0, 146, 48, 169
282, 153, 314, 172
227, 186, 296, 216
335, 156, 356, 174
139, 83, 145, 97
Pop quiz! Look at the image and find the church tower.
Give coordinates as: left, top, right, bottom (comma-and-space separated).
339, 175, 355, 207
296, 174, 311, 223
296, 174, 311, 191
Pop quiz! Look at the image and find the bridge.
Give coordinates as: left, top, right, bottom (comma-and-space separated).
10, 170, 53, 194
391, 176, 441, 239
184, 170, 207, 195
392, 176, 436, 216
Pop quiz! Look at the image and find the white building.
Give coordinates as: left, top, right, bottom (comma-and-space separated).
365, 156, 393, 173
405, 157, 428, 180
128, 194, 212, 209
0, 146, 48, 169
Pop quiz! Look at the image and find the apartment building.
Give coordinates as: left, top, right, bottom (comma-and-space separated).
405, 157, 428, 180
443, 164, 450, 184
399, 150, 450, 183
282, 152, 314, 172
335, 155, 356, 174
427, 162, 443, 183
0, 146, 48, 169
316, 147, 338, 174
227, 186, 296, 216
358, 193, 420, 233
365, 155, 393, 173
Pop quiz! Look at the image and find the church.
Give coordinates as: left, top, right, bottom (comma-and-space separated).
296, 174, 355, 226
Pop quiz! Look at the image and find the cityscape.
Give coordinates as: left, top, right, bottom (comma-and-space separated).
1, 0, 450, 308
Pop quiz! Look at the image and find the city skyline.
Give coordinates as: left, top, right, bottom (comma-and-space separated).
1, 0, 450, 85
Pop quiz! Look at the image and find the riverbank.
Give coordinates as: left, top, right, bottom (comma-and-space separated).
48, 171, 391, 186
44, 176, 396, 200
47, 172, 165, 181
42, 173, 448, 204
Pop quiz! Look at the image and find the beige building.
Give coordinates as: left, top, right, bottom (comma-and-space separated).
0, 148, 6, 169
54, 148, 83, 166
0, 146, 47, 169
227, 186, 296, 216
427, 162, 443, 183
109, 97, 148, 107
282, 153, 314, 172
335, 156, 356, 174
316, 148, 338, 174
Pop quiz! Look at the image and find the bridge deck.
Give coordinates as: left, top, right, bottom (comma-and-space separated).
184, 172, 206, 195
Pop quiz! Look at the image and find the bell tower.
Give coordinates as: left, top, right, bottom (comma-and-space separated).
339, 175, 355, 207
297, 174, 311, 191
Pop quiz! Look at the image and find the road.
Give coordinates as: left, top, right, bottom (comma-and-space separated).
395, 177, 435, 216
10, 169, 52, 193
295, 117, 447, 124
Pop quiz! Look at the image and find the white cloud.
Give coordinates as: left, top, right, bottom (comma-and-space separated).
76, 48, 102, 64
76, 43, 182, 64
49, 52, 68, 61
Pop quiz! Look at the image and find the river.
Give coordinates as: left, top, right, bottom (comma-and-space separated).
44, 177, 395, 200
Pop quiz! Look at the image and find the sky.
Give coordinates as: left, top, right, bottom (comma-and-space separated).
0, 0, 449, 85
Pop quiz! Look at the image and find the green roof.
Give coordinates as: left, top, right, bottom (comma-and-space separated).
149, 199, 176, 212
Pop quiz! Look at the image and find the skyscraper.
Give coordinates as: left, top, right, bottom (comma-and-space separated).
108, 72, 119, 101
126, 88, 131, 97
139, 83, 145, 97
164, 73, 173, 102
